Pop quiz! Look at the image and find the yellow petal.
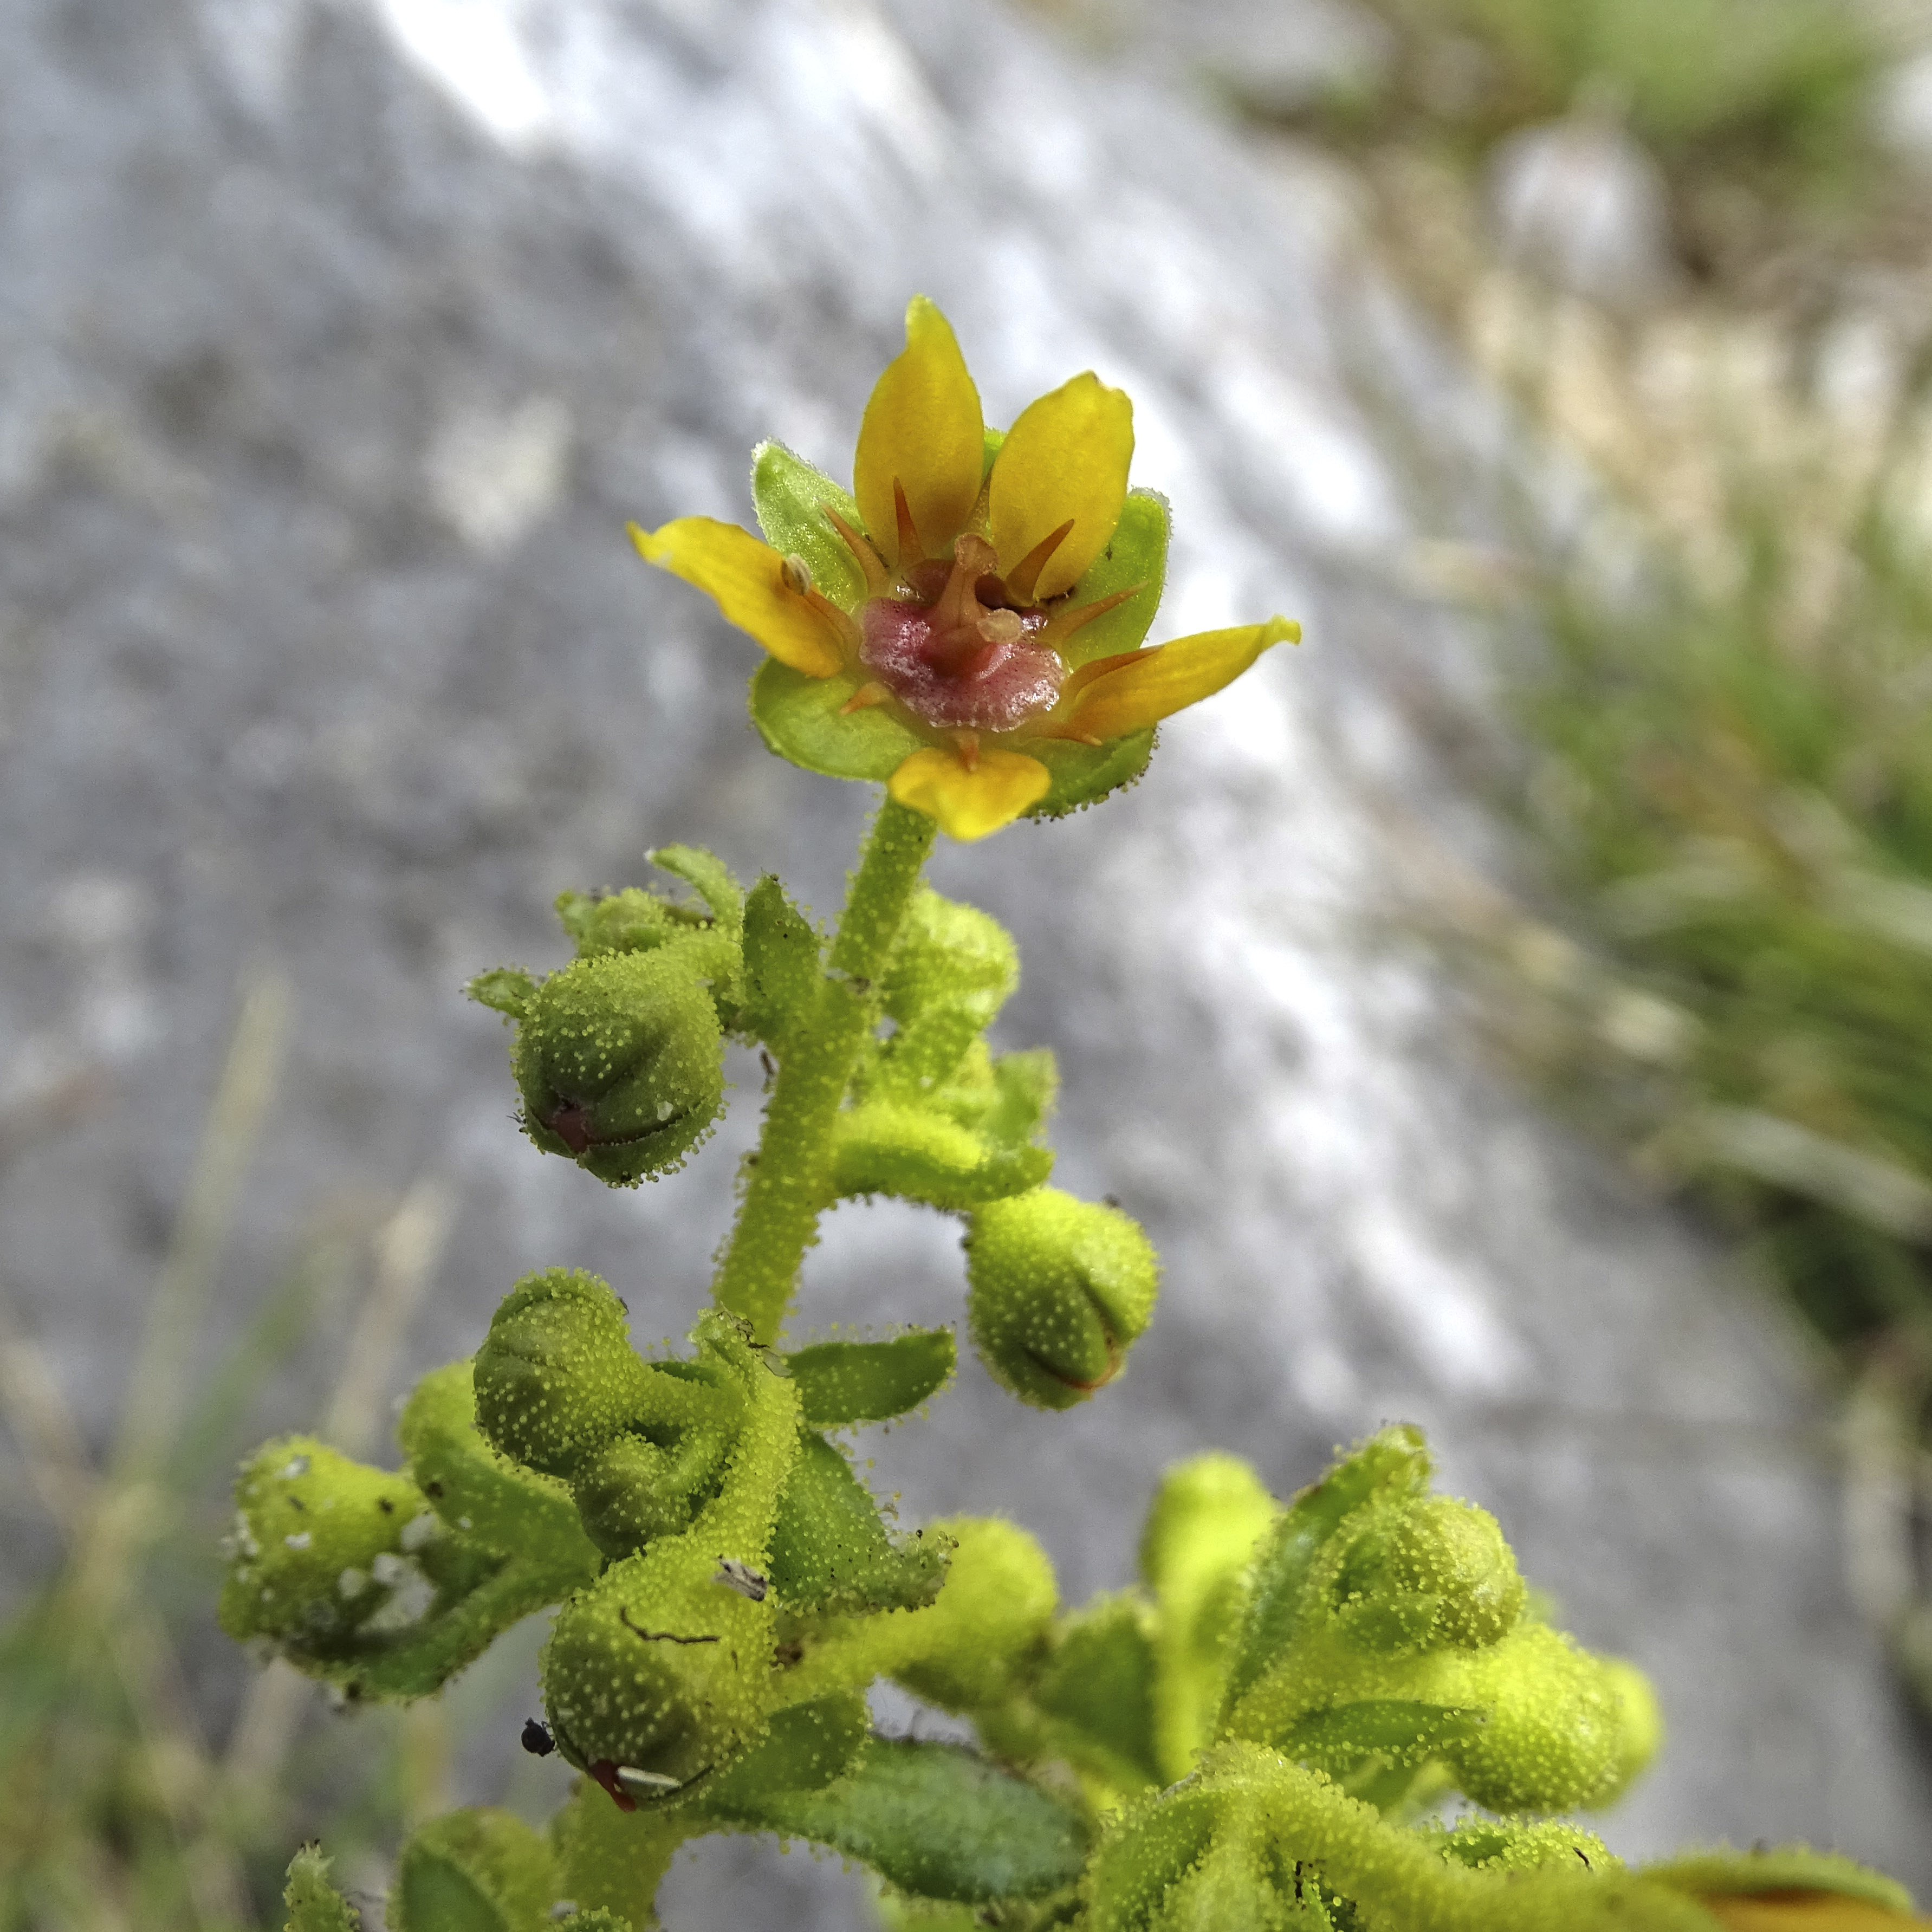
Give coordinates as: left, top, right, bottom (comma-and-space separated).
1702, 1897, 1932, 1930
853, 296, 985, 570
988, 371, 1133, 602
887, 747, 1051, 841
1058, 617, 1299, 742
631, 517, 846, 679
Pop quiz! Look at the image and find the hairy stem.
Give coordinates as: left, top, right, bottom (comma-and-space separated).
712, 799, 936, 1341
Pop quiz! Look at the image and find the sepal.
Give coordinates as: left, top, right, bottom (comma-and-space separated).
740, 874, 822, 1051
466, 968, 537, 1020
1032, 1591, 1163, 1793
767, 1431, 951, 1615
1056, 489, 1170, 669
1221, 1427, 1429, 1714
398, 1360, 602, 1583
750, 441, 867, 610
832, 1100, 1053, 1209
786, 1330, 956, 1427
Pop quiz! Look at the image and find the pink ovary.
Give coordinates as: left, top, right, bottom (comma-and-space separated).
858, 595, 1065, 732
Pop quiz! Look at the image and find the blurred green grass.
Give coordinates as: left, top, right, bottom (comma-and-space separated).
0, 977, 480, 1930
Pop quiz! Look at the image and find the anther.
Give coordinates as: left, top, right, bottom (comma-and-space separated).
954, 731, 981, 771
976, 608, 1023, 645
780, 553, 813, 595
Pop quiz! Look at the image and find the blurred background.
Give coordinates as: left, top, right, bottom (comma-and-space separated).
5, 0, 1932, 1924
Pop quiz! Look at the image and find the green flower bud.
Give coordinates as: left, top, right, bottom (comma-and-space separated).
892, 1516, 1057, 1714
1451, 1624, 1631, 1814
513, 950, 724, 1185
1328, 1498, 1525, 1655
219, 1436, 438, 1651
541, 1546, 771, 1801
387, 1807, 556, 1932
964, 1189, 1159, 1410
569, 1423, 733, 1560
1436, 1818, 1616, 1875
472, 1269, 654, 1479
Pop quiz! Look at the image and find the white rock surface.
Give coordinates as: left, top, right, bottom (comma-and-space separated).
0, 0, 1925, 1921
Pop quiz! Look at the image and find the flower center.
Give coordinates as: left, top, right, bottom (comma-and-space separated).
857, 535, 1065, 734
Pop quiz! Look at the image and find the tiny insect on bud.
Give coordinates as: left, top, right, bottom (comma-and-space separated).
712, 1557, 768, 1601
781, 553, 813, 595
521, 1717, 556, 1756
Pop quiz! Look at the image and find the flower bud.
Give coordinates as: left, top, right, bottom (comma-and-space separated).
387, 1807, 556, 1932
1329, 1497, 1525, 1654
964, 1189, 1158, 1410
541, 1547, 770, 1800
473, 1269, 654, 1479
569, 1424, 733, 1560
891, 1516, 1056, 1713
218, 1436, 437, 1650
513, 951, 724, 1185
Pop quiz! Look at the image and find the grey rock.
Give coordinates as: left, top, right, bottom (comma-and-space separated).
0, 0, 1925, 1923
1489, 110, 1680, 310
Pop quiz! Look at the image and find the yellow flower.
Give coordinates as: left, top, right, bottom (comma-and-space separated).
631, 296, 1298, 840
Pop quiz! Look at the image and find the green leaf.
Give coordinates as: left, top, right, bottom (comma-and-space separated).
832, 1100, 1053, 1208
768, 1431, 950, 1614
741, 874, 822, 1049
283, 1845, 362, 1932
786, 1331, 957, 1426
981, 1051, 1059, 1151
697, 1694, 872, 1819
749, 657, 923, 783
647, 844, 744, 935
397, 1360, 602, 1583
1221, 1425, 1431, 1714
387, 1808, 557, 1932
467, 968, 538, 1020
750, 441, 866, 610
734, 1739, 1088, 1903
1025, 729, 1156, 822
1059, 489, 1170, 670
1034, 1592, 1162, 1790
1278, 1700, 1485, 1772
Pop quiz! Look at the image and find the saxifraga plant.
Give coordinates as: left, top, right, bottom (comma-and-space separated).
225, 300, 1928, 1931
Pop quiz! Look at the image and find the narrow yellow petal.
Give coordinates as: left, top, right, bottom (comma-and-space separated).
988, 371, 1133, 602
631, 518, 847, 679
853, 296, 984, 570
887, 747, 1051, 841
1058, 617, 1299, 742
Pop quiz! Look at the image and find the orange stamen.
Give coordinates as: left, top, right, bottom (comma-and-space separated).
953, 730, 981, 771
1062, 641, 1153, 697
1038, 583, 1142, 652
839, 681, 891, 715
1003, 519, 1075, 604
893, 479, 923, 567
823, 505, 892, 597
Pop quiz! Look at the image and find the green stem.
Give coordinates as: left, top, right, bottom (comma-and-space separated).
712, 799, 936, 1342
